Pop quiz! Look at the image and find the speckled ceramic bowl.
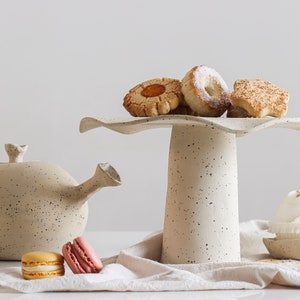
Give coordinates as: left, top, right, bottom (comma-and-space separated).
263, 238, 300, 260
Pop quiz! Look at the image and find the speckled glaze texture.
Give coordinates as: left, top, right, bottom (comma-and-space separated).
0, 145, 121, 260
80, 116, 300, 264
263, 238, 300, 260
160, 125, 240, 263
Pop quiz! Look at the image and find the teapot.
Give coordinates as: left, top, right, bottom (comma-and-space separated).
0, 144, 121, 260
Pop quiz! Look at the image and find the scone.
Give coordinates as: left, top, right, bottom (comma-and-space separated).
123, 78, 183, 117
230, 79, 289, 118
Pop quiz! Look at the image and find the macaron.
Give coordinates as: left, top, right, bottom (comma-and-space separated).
62, 237, 103, 274
21, 251, 65, 280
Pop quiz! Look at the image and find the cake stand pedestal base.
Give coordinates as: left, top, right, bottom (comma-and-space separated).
161, 125, 240, 263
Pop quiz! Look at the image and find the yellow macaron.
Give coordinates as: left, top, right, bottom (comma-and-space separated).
21, 251, 65, 280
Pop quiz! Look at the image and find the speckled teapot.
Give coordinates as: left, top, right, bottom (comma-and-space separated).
0, 144, 121, 260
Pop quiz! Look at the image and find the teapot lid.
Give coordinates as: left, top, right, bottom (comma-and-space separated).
5, 144, 28, 163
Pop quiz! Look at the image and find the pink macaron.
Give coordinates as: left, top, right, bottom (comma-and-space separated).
62, 237, 103, 274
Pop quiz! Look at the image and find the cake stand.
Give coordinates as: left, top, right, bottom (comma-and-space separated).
80, 116, 300, 264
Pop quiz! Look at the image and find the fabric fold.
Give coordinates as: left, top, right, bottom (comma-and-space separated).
1, 220, 300, 293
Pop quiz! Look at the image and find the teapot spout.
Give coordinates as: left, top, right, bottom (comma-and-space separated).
75, 163, 121, 202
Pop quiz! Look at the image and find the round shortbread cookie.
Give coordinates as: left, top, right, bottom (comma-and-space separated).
123, 78, 183, 117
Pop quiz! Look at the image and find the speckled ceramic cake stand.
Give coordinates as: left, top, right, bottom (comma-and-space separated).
80, 116, 300, 264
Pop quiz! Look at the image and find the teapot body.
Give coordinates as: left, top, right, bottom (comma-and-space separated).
0, 161, 88, 260
0, 144, 121, 260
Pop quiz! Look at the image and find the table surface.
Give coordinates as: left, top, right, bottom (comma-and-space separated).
0, 231, 299, 299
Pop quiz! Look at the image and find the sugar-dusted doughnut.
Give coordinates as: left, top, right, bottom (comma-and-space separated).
123, 78, 183, 117
230, 79, 289, 118
181, 65, 230, 117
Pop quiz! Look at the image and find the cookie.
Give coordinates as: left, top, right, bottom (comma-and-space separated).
123, 78, 183, 117
230, 79, 289, 118
21, 251, 65, 280
62, 236, 103, 274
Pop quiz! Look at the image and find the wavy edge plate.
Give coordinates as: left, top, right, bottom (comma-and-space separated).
79, 115, 300, 136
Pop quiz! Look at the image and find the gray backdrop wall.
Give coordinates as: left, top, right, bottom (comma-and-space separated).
1, 0, 299, 231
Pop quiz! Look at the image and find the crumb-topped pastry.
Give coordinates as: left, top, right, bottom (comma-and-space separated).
230, 79, 289, 118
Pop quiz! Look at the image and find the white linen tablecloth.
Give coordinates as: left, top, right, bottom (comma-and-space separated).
1, 220, 300, 293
